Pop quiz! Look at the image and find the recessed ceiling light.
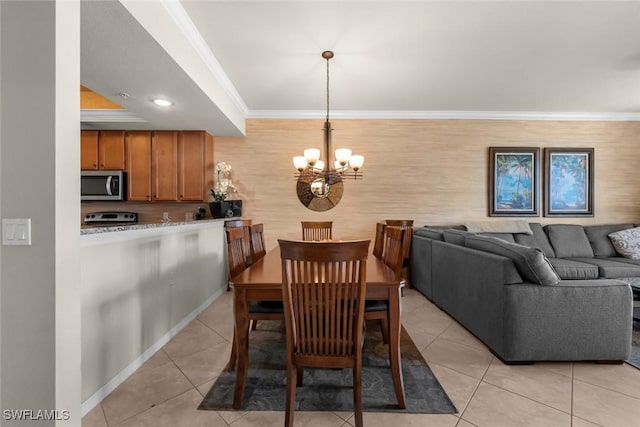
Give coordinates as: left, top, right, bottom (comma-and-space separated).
153, 98, 172, 107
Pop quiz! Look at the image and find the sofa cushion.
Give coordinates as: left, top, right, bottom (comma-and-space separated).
442, 229, 474, 246
606, 256, 640, 266
465, 220, 532, 235
545, 224, 594, 258
480, 232, 516, 243
584, 224, 633, 258
414, 227, 445, 241
548, 258, 599, 280
568, 257, 640, 278
465, 235, 560, 285
514, 223, 556, 258
608, 227, 640, 260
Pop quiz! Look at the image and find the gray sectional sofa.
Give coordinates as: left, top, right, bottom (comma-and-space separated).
410, 223, 636, 363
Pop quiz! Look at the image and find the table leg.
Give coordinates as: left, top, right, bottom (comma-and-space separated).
388, 286, 406, 409
232, 288, 250, 409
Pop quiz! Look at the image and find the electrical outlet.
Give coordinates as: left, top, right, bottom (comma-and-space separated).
168, 271, 176, 287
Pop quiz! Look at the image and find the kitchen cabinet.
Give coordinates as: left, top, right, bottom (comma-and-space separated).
81, 130, 126, 170
178, 131, 207, 201
152, 131, 179, 201
125, 131, 152, 201
124, 130, 211, 202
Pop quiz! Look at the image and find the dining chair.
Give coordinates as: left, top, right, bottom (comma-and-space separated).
373, 222, 387, 259
225, 219, 252, 269
279, 239, 370, 427
385, 219, 414, 286
225, 224, 284, 371
300, 221, 333, 241
364, 226, 406, 345
249, 223, 267, 264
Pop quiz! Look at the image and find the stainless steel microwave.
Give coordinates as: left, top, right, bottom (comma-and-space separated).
81, 170, 126, 201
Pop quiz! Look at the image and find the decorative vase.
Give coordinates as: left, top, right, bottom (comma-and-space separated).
209, 200, 243, 219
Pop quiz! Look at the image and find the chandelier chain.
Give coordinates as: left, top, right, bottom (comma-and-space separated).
326, 55, 330, 122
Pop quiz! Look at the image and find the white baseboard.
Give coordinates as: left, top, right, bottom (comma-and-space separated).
80, 287, 227, 417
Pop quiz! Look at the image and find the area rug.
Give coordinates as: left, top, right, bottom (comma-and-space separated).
627, 320, 640, 369
199, 320, 457, 414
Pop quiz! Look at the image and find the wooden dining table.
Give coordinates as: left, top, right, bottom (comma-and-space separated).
225, 244, 406, 410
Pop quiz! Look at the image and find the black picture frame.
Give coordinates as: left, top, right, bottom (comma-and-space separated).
488, 147, 540, 217
543, 147, 594, 217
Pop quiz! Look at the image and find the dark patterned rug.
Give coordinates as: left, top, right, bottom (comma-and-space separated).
199, 320, 457, 413
627, 320, 640, 369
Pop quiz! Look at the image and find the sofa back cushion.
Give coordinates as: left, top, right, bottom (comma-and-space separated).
442, 229, 474, 246
514, 223, 556, 258
480, 232, 516, 243
608, 227, 640, 260
545, 224, 594, 258
465, 235, 560, 286
414, 227, 445, 241
584, 224, 633, 258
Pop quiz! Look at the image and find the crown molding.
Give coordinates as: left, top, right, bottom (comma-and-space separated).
247, 110, 640, 122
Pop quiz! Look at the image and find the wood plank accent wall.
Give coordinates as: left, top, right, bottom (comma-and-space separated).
214, 119, 640, 250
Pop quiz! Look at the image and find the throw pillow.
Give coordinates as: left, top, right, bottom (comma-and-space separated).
465, 235, 560, 286
545, 224, 595, 258
608, 227, 640, 260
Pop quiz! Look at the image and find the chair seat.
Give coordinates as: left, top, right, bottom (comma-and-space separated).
249, 300, 284, 314
364, 300, 388, 312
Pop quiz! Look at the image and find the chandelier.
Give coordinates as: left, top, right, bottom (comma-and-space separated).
293, 51, 364, 200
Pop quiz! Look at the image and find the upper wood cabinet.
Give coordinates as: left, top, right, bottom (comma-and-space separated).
178, 131, 207, 201
81, 130, 126, 170
152, 131, 179, 201
125, 131, 152, 201
123, 130, 212, 202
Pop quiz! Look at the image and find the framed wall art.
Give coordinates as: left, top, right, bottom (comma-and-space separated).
488, 147, 540, 217
543, 147, 594, 217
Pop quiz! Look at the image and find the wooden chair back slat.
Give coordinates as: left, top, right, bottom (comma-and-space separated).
226, 226, 248, 281
373, 222, 387, 259
382, 226, 405, 279
225, 219, 252, 265
301, 221, 333, 241
385, 219, 414, 261
249, 223, 267, 264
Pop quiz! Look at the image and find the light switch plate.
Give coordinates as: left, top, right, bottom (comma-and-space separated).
2, 218, 32, 246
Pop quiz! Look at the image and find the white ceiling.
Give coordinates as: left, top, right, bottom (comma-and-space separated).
80, 1, 640, 136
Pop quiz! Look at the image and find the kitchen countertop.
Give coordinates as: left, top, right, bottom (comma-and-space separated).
80, 218, 232, 235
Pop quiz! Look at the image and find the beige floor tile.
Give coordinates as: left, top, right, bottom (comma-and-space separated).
534, 361, 573, 379
100, 361, 193, 426
402, 304, 455, 337
288, 411, 348, 426
400, 289, 430, 315
423, 337, 494, 380
438, 321, 487, 352
455, 419, 479, 427
429, 363, 480, 414
482, 358, 572, 413
572, 379, 640, 426
403, 322, 439, 352
171, 340, 232, 387
162, 319, 228, 360
572, 416, 603, 427
141, 349, 173, 369
361, 412, 459, 427
197, 295, 235, 341
461, 382, 571, 427
114, 389, 227, 427
573, 362, 640, 399
81, 404, 107, 427
230, 411, 285, 426
216, 409, 249, 425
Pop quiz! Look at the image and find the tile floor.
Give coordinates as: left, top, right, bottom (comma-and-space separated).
82, 289, 640, 427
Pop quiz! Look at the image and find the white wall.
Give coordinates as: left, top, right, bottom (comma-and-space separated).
80, 222, 227, 411
1, 1, 81, 425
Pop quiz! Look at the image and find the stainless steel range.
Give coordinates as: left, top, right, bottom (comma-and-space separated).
84, 211, 138, 224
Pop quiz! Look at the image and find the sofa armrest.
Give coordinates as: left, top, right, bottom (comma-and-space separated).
431, 240, 523, 354
503, 280, 632, 361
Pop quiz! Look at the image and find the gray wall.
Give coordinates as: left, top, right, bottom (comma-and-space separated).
1, 1, 81, 425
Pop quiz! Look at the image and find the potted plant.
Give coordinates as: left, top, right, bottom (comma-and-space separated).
209, 161, 241, 218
